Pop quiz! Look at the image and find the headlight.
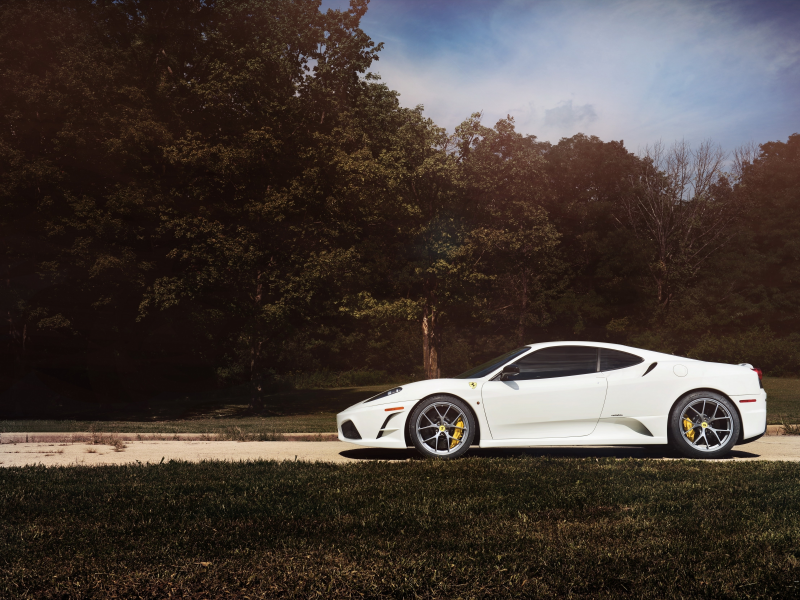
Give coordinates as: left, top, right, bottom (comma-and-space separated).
364, 387, 403, 403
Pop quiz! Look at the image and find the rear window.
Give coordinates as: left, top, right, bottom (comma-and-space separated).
600, 349, 643, 372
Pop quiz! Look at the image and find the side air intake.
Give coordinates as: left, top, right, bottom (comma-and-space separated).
341, 420, 362, 440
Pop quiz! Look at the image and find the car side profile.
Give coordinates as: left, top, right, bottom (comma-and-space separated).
336, 342, 767, 459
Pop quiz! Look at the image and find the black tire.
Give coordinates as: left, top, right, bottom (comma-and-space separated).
408, 395, 475, 459
669, 391, 741, 459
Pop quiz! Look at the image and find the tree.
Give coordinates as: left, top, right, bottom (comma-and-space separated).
340, 106, 463, 379
541, 134, 644, 339
0, 0, 391, 406
0, 0, 179, 402
136, 0, 386, 406
457, 115, 562, 347
621, 140, 738, 313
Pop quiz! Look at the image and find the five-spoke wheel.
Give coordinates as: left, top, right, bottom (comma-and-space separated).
408, 395, 475, 459
669, 392, 741, 459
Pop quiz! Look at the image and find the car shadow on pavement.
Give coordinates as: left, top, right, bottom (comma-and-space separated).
339, 446, 762, 461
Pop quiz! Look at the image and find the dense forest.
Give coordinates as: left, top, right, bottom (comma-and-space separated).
2, 0, 799, 412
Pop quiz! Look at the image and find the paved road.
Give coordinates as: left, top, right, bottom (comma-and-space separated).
2, 435, 799, 467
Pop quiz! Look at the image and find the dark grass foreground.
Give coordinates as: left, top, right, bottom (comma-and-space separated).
2, 459, 799, 599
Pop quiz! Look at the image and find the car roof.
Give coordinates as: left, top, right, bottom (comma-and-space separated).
522, 341, 690, 361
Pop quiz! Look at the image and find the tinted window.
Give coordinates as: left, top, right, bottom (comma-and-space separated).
600, 349, 644, 372
505, 346, 598, 380
454, 347, 531, 379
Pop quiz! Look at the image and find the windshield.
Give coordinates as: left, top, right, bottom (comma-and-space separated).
453, 347, 531, 379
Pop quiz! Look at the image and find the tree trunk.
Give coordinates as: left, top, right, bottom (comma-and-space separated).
422, 302, 440, 379
422, 306, 430, 377
250, 339, 263, 411
517, 271, 528, 347
250, 273, 264, 411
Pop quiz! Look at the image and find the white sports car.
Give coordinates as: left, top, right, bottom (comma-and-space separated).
337, 342, 767, 459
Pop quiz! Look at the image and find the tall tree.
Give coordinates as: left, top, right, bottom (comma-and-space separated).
457, 115, 562, 346
621, 140, 738, 313
343, 107, 462, 379
136, 0, 385, 406
541, 134, 643, 339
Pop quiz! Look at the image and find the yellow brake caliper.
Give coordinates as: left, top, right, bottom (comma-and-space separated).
450, 419, 464, 449
683, 416, 695, 442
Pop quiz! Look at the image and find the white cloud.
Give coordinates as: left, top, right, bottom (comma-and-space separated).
363, 0, 800, 150
544, 101, 598, 131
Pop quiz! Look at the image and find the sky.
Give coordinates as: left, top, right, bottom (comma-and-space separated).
319, 0, 800, 153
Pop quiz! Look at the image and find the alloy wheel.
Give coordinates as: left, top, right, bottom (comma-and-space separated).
680, 397, 734, 452
414, 401, 470, 456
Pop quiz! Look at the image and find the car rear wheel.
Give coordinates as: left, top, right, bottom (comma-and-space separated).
669, 392, 741, 459
409, 395, 475, 459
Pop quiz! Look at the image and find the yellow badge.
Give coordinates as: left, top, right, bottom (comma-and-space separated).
468, 382, 477, 389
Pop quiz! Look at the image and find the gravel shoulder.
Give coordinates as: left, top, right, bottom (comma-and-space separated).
2, 434, 799, 466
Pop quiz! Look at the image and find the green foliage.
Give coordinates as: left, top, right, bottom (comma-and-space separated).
2, 459, 800, 598
283, 368, 402, 389
458, 115, 564, 346
689, 328, 800, 376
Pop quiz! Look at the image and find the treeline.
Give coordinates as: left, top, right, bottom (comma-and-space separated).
2, 0, 799, 409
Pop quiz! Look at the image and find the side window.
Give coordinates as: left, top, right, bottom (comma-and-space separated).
600, 349, 643, 372
508, 346, 598, 380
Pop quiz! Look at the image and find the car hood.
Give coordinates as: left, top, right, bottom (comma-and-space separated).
341, 378, 465, 413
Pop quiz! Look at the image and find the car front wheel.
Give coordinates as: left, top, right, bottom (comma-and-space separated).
409, 395, 475, 459
669, 392, 741, 459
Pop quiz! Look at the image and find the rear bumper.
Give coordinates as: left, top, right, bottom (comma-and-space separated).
731, 390, 767, 442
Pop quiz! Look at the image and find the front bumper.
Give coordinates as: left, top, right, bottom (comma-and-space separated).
337, 401, 412, 449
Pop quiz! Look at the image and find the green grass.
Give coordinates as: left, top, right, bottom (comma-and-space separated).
1, 458, 799, 598
0, 383, 402, 433
2, 377, 798, 434
0, 414, 338, 434
764, 377, 800, 424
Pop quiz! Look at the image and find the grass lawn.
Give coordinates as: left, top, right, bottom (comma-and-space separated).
2, 377, 798, 434
763, 377, 800, 424
1, 458, 799, 599
0, 383, 399, 433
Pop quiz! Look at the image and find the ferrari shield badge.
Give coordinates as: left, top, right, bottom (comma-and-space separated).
468, 382, 477, 389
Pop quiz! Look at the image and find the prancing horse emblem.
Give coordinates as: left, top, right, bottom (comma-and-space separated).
468, 382, 477, 389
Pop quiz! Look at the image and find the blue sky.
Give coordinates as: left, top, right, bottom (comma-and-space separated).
320, 0, 800, 153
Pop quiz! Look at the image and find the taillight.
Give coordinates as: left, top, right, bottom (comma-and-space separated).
752, 368, 763, 388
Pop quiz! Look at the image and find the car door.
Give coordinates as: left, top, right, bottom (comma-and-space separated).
481, 345, 608, 439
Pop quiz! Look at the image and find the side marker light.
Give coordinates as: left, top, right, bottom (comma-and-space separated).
384, 407, 404, 412
739, 399, 757, 403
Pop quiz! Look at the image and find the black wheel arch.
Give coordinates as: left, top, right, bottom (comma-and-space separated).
404, 393, 481, 448
668, 388, 745, 444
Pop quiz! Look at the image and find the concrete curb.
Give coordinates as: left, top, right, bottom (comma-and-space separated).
0, 432, 339, 443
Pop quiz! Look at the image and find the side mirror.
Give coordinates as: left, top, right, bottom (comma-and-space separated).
501, 365, 520, 380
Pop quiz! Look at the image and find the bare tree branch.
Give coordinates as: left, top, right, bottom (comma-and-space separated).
622, 140, 738, 310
